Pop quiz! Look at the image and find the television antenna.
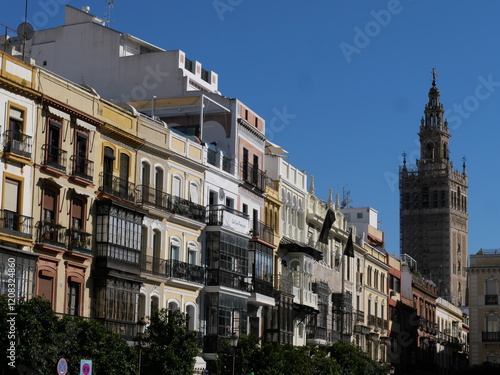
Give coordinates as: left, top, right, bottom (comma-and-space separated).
340, 186, 352, 209
104, 0, 114, 25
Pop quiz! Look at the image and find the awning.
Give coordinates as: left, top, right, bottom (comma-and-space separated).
280, 236, 323, 261
265, 140, 288, 155
69, 187, 94, 199
48, 106, 71, 121
76, 118, 96, 132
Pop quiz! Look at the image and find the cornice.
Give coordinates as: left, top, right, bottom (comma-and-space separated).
0, 76, 41, 100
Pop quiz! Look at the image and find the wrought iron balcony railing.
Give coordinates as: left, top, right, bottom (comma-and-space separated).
170, 196, 206, 223
206, 205, 248, 227
0, 210, 32, 239
4, 130, 32, 158
356, 310, 365, 323
274, 274, 293, 295
137, 186, 206, 223
36, 221, 66, 247
240, 162, 266, 191
42, 144, 67, 172
252, 278, 274, 297
249, 218, 274, 245
368, 314, 377, 327
206, 269, 251, 292
482, 331, 500, 342
99, 173, 135, 201
485, 294, 498, 305
70, 155, 94, 182
66, 228, 92, 255
140, 255, 205, 284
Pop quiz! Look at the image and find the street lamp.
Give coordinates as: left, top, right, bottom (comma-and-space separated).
137, 318, 147, 375
229, 332, 239, 375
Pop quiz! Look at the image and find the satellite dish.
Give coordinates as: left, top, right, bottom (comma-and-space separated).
17, 22, 35, 40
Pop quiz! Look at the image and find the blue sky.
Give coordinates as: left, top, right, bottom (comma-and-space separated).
3, 1, 500, 259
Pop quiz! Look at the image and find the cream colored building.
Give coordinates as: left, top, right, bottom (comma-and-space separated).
136, 112, 206, 331
468, 249, 500, 365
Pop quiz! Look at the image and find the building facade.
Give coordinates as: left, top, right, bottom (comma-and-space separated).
468, 249, 500, 366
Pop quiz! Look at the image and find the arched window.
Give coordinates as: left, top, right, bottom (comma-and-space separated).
186, 304, 196, 331
168, 300, 179, 311
172, 175, 182, 198
151, 295, 159, 315
290, 260, 301, 288
170, 237, 181, 261
152, 229, 161, 273
188, 241, 198, 265
142, 161, 151, 187
486, 312, 499, 333
189, 181, 199, 203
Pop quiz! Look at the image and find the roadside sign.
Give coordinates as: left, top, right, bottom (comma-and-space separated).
57, 358, 68, 375
80, 359, 92, 375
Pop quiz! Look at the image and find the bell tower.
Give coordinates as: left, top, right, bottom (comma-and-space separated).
399, 70, 468, 306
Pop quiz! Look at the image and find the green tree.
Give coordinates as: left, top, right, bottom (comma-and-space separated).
327, 341, 386, 375
0, 296, 137, 375
141, 308, 201, 375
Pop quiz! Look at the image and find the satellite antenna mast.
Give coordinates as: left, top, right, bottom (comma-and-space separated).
104, 0, 114, 26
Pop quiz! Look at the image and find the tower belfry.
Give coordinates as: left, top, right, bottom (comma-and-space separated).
399, 71, 468, 306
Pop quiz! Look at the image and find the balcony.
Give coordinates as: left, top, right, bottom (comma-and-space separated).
99, 173, 135, 202
66, 228, 92, 255
485, 294, 498, 305
356, 310, 365, 323
240, 162, 266, 192
137, 186, 206, 223
252, 278, 274, 297
0, 210, 32, 239
249, 218, 274, 245
482, 331, 500, 342
170, 196, 206, 223
41, 144, 67, 172
141, 255, 205, 284
206, 205, 249, 235
293, 286, 318, 310
206, 269, 251, 292
274, 274, 293, 295
4, 130, 32, 159
70, 155, 94, 183
368, 314, 377, 327
36, 221, 66, 247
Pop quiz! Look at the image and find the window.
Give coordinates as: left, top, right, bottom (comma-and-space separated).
155, 167, 164, 206
71, 197, 84, 230
152, 230, 161, 272
151, 295, 159, 315
9, 107, 24, 134
74, 133, 89, 176
486, 313, 499, 332
357, 212, 363, 219
37, 271, 55, 308
67, 279, 81, 316
188, 242, 197, 265
172, 175, 182, 198
119, 153, 130, 196
42, 187, 58, 222
189, 182, 199, 203
171, 237, 181, 261
242, 204, 248, 215
3, 178, 21, 231
46, 120, 62, 168
242, 148, 249, 180
252, 154, 259, 184
103, 147, 115, 190
142, 161, 150, 187
485, 279, 498, 305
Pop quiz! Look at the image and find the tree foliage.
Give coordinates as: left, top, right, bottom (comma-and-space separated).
327, 340, 387, 375
0, 296, 137, 374
140, 308, 201, 375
